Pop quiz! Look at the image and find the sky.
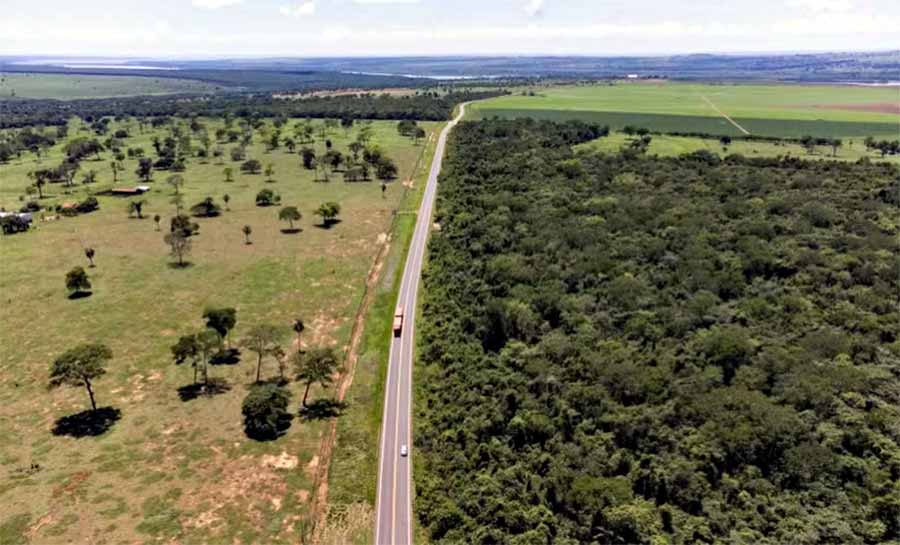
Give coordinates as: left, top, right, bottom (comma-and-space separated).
1, 0, 898, 57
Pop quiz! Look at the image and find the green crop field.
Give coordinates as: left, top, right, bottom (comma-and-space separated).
0, 116, 439, 544
469, 82, 900, 138
578, 131, 900, 164
0, 73, 222, 100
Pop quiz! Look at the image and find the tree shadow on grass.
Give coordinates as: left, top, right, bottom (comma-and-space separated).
52, 407, 121, 438
210, 348, 241, 365
244, 414, 293, 441
67, 291, 93, 300
313, 219, 342, 230
167, 262, 194, 270
299, 399, 348, 421
177, 378, 232, 402
280, 228, 302, 234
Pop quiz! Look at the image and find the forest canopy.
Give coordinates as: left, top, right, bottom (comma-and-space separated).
416, 119, 900, 544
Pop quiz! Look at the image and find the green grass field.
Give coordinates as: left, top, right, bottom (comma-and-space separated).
469, 82, 900, 138
578, 131, 900, 164
0, 73, 221, 100
0, 116, 438, 544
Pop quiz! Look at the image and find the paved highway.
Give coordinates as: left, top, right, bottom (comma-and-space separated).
374, 103, 467, 545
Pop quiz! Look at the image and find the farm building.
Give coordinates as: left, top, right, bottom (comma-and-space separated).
109, 185, 151, 196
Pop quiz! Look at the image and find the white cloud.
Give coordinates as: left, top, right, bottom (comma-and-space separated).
354, 0, 419, 4
191, 0, 243, 9
524, 0, 544, 16
786, 0, 853, 12
279, 1, 316, 17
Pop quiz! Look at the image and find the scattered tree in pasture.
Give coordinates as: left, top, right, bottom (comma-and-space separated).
81, 169, 97, 185
49, 344, 112, 411
315, 201, 341, 227
255, 189, 281, 207
167, 174, 184, 195
127, 199, 147, 219
375, 157, 397, 180
301, 147, 316, 170
242, 324, 284, 384
171, 333, 201, 384
26, 170, 48, 199
278, 206, 302, 230
241, 159, 262, 174
164, 231, 192, 267
203, 307, 237, 348
224, 166, 234, 183
265, 163, 275, 182
136, 158, 153, 182
293, 346, 341, 407
241, 383, 292, 440
190, 197, 222, 218
223, 193, 231, 210
84, 247, 96, 268
65, 266, 92, 296
153, 214, 161, 231
293, 318, 305, 351
414, 127, 426, 144
242, 224, 253, 244
170, 214, 199, 237
110, 160, 122, 182
831, 138, 843, 157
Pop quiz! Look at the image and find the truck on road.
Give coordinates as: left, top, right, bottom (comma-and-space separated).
393, 307, 404, 336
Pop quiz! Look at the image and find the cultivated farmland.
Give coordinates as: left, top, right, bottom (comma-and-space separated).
0, 73, 222, 100
469, 82, 900, 138
0, 116, 438, 544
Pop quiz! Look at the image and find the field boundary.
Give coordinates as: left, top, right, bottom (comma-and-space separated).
700, 94, 751, 135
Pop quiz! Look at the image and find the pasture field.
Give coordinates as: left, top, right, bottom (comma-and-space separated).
578, 131, 900, 164
0, 116, 438, 544
0, 73, 221, 100
469, 82, 900, 138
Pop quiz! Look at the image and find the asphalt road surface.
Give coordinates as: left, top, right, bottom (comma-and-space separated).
374, 103, 467, 545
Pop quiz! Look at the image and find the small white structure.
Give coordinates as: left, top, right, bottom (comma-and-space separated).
627, 74, 639, 79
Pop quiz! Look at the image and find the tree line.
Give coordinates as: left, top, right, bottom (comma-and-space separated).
415, 118, 900, 544
0, 90, 508, 128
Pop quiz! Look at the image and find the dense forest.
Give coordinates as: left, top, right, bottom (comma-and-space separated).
416, 119, 900, 544
0, 90, 507, 128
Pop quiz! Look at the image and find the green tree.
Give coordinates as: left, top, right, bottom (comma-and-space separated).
136, 158, 152, 182
223, 166, 234, 183
49, 344, 112, 411
315, 201, 341, 227
128, 199, 146, 219
293, 346, 341, 407
164, 231, 192, 267
171, 333, 200, 384
265, 163, 275, 182
203, 307, 237, 348
242, 224, 252, 244
65, 266, 91, 296
241, 159, 262, 174
278, 206, 302, 230
242, 324, 283, 383
241, 383, 292, 440
292, 318, 305, 351
84, 247, 96, 268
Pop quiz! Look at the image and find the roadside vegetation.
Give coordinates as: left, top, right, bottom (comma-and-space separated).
416, 118, 900, 544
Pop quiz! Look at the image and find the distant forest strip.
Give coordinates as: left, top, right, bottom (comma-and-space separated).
0, 67, 437, 92
0, 90, 508, 128
416, 118, 900, 544
472, 107, 900, 139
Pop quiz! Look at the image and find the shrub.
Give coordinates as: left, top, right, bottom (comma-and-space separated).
190, 197, 222, 218
241, 384, 292, 440
255, 189, 281, 207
